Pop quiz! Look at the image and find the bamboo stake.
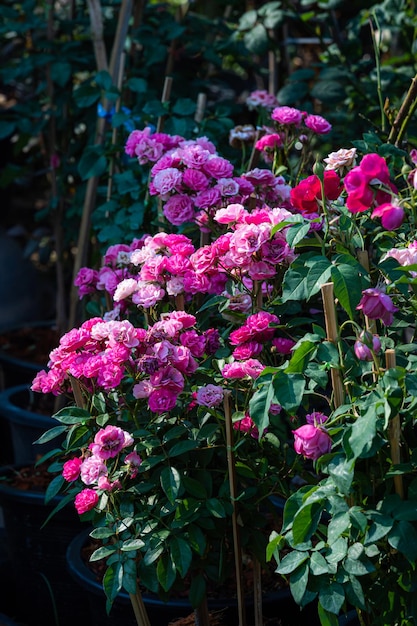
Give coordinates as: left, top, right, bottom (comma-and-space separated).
69, 0, 136, 329
387, 72, 417, 146
253, 557, 263, 626
321, 282, 344, 408
194, 92, 207, 125
385, 349, 404, 499
129, 590, 151, 626
223, 391, 247, 626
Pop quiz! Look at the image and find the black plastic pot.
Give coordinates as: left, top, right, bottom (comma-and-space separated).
0, 384, 60, 465
0, 320, 57, 390
0, 464, 90, 626
66, 527, 322, 626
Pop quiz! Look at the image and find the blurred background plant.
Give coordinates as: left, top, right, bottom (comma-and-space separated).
0, 0, 416, 334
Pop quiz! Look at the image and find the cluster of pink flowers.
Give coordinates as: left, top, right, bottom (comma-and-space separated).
31, 312, 220, 415
222, 311, 279, 380
245, 89, 279, 111
255, 106, 332, 165
343, 153, 399, 217
62, 425, 143, 514
74, 240, 146, 317
124, 126, 184, 165
196, 203, 297, 289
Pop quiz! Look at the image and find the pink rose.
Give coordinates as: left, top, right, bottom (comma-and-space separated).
91, 425, 133, 460
371, 202, 404, 230
74, 488, 99, 515
62, 457, 82, 481
152, 167, 183, 195
163, 194, 195, 225
356, 288, 398, 326
304, 114, 332, 134
271, 106, 303, 126
233, 414, 260, 439
293, 424, 332, 460
196, 384, 224, 408
148, 387, 177, 413
80, 456, 108, 485
272, 337, 296, 354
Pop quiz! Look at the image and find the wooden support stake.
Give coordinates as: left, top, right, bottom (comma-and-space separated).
156, 76, 173, 133
321, 282, 344, 409
253, 557, 263, 626
385, 349, 404, 499
224, 391, 247, 626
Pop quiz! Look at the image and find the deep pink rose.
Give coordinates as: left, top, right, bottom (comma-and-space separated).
271, 106, 303, 126
62, 457, 82, 481
74, 488, 99, 515
148, 387, 177, 413
304, 114, 332, 134
356, 288, 398, 326
293, 424, 332, 460
371, 202, 404, 230
272, 337, 296, 355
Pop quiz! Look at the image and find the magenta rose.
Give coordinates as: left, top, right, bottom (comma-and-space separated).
74, 488, 99, 515
62, 457, 82, 481
293, 424, 332, 460
271, 106, 303, 126
371, 202, 405, 230
356, 288, 398, 326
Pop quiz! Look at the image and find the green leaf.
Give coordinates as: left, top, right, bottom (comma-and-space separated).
285, 340, 317, 374
73, 83, 101, 108
317, 603, 339, 626
305, 258, 332, 299
121, 538, 145, 551
325, 537, 348, 564
34, 425, 68, 444
272, 371, 306, 414
327, 456, 354, 495
53, 406, 92, 424
44, 474, 65, 503
249, 381, 275, 434
127, 77, 148, 93
160, 466, 181, 504
331, 264, 362, 320
168, 440, 199, 457
327, 511, 350, 544
344, 556, 374, 576
122, 558, 138, 594
286, 222, 311, 248
276, 550, 308, 575
90, 545, 117, 561
289, 561, 309, 604
345, 575, 366, 611
364, 513, 393, 545
50, 61, 72, 87
388, 520, 417, 562
293, 502, 324, 544
78, 145, 107, 180
319, 581, 345, 614
189, 573, 206, 609
187, 524, 206, 555
206, 498, 227, 518
310, 80, 345, 104
157, 552, 176, 592
310, 551, 330, 575
103, 562, 123, 606
172, 98, 196, 116
0, 121, 16, 139
348, 408, 377, 460
170, 536, 192, 577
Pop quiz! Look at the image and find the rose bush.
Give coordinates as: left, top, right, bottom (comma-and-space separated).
32, 89, 417, 626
